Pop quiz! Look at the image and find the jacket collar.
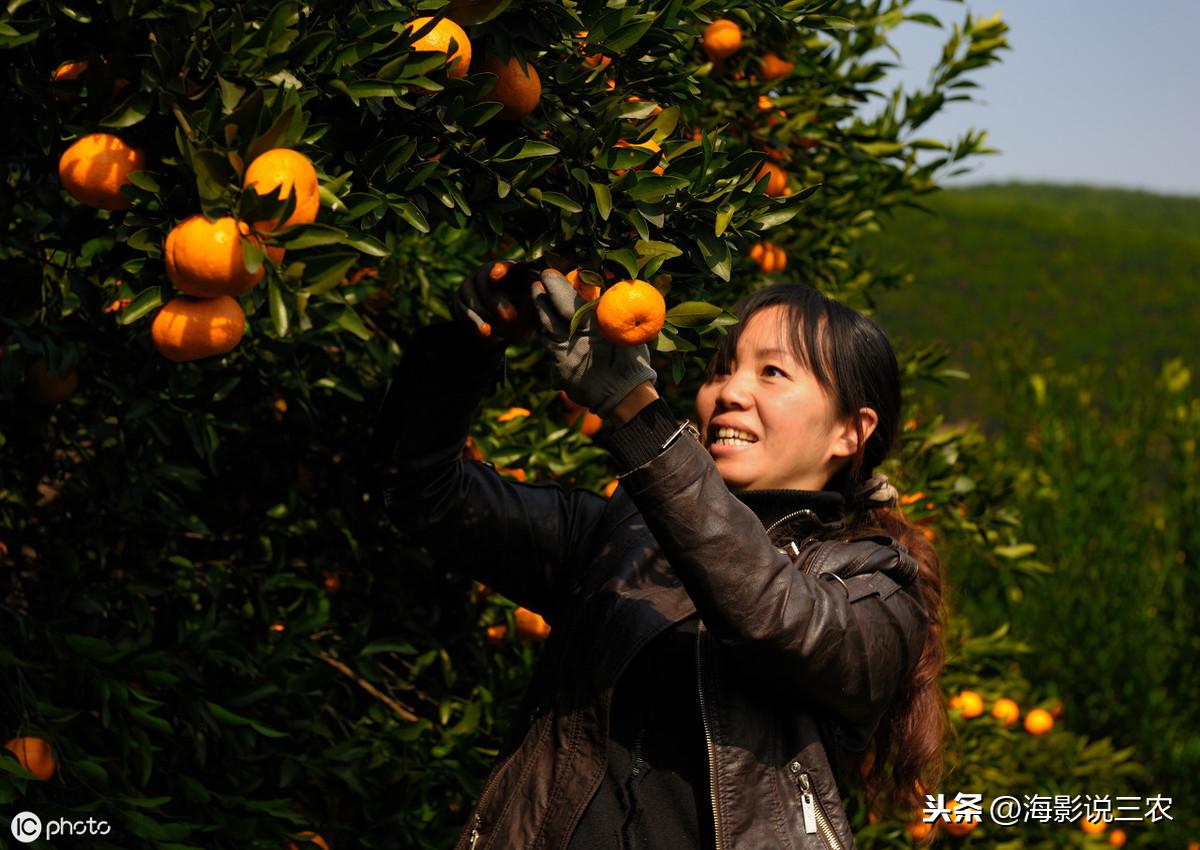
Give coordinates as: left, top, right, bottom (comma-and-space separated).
733, 487, 847, 546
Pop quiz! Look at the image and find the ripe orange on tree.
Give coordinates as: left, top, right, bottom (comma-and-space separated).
759, 51, 795, 80
51, 59, 88, 81
991, 697, 1020, 727
755, 161, 789, 196
566, 268, 601, 301
941, 800, 978, 837
595, 279, 666, 346
165, 216, 284, 297
613, 139, 665, 175
497, 406, 531, 422
949, 690, 984, 717
749, 241, 786, 273
1108, 828, 1127, 846
701, 19, 742, 60
514, 607, 551, 640
1024, 707, 1054, 735
480, 55, 542, 120
287, 831, 330, 850
575, 31, 611, 71
26, 358, 79, 405
1081, 814, 1109, 835
58, 132, 145, 210
4, 736, 56, 780
150, 295, 246, 363
243, 148, 321, 232
905, 818, 934, 840
402, 17, 471, 79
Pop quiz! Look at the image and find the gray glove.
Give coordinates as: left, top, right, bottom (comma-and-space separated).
529, 269, 658, 419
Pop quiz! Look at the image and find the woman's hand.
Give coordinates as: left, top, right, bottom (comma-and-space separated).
450, 261, 539, 346
529, 269, 658, 419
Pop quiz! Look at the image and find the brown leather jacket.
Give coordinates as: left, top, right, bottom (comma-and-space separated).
374, 322, 929, 850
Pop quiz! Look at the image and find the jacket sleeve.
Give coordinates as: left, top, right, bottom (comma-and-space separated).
368, 320, 609, 621
611, 411, 928, 741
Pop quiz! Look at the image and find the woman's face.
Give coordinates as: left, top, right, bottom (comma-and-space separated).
694, 305, 876, 492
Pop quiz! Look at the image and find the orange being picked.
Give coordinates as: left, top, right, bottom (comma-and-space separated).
403, 16, 471, 78
566, 268, 601, 302
749, 241, 786, 273
514, 607, 551, 640
991, 697, 1020, 727
480, 55, 541, 120
702, 19, 742, 60
287, 831, 331, 850
165, 216, 284, 297
1024, 707, 1054, 735
4, 736, 56, 781
150, 295, 246, 363
755, 161, 789, 196
596, 279, 666, 346
759, 51, 795, 80
613, 139, 665, 175
566, 407, 603, 436
243, 148, 320, 232
26, 359, 79, 405
58, 133, 145, 210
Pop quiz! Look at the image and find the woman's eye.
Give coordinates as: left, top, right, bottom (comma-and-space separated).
764, 365, 786, 377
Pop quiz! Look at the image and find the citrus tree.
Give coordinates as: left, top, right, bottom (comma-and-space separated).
3, 1, 1157, 848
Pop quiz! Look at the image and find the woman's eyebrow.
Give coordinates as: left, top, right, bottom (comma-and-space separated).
754, 347, 791, 359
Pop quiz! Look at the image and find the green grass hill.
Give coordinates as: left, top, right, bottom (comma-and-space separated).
860, 183, 1200, 429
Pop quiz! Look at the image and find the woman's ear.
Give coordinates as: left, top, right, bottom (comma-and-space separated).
831, 407, 879, 460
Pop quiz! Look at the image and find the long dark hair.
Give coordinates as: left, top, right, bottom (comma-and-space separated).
706, 283, 947, 822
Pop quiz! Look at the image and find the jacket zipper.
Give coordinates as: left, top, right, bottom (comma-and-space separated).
696, 625, 725, 850
765, 508, 819, 538
464, 738, 522, 850
790, 764, 844, 850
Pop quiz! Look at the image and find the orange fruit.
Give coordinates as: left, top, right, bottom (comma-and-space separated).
445, 0, 507, 25
480, 55, 541, 120
243, 148, 321, 232
702, 19, 742, 60
576, 31, 611, 71
485, 623, 508, 644
991, 697, 1020, 727
566, 268, 601, 302
941, 800, 978, 837
496, 467, 527, 481
58, 133, 145, 210
951, 690, 984, 718
613, 139, 665, 175
906, 818, 934, 840
749, 241, 786, 273
603, 479, 619, 498
755, 161, 788, 196
1081, 815, 1108, 835
566, 407, 603, 436
1107, 828, 1126, 847
150, 295, 246, 363
287, 831, 330, 850
759, 51, 795, 80
4, 736, 56, 780
403, 17, 471, 78
514, 607, 551, 640
496, 406, 531, 422
165, 216, 284, 297
1024, 707, 1054, 735
26, 359, 79, 405
595, 279, 666, 346
52, 59, 88, 81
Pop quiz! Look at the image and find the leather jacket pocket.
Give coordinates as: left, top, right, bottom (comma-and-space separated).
788, 762, 845, 850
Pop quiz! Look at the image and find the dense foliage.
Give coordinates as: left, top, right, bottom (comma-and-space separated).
4, 1, 1180, 847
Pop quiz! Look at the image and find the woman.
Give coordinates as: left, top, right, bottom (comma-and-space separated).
374, 264, 946, 849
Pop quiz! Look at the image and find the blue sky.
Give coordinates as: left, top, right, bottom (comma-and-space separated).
872, 0, 1200, 196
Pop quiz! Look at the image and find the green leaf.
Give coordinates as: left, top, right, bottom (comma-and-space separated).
604, 248, 638, 280
393, 201, 430, 233
714, 203, 735, 237
856, 141, 905, 156
696, 232, 731, 281
204, 701, 287, 738
491, 140, 560, 163
126, 170, 161, 193
994, 543, 1037, 560
118, 287, 164, 326
333, 306, 371, 341
275, 224, 349, 249
299, 252, 358, 294
269, 279, 289, 338
99, 92, 153, 128
590, 182, 613, 221
666, 301, 723, 328
539, 192, 583, 213
625, 175, 690, 202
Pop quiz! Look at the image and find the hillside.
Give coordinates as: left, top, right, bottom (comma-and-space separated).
859, 183, 1200, 428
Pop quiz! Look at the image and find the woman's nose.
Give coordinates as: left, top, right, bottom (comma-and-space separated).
715, 367, 754, 408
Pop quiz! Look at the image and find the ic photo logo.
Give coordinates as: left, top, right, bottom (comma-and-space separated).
10, 811, 113, 842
